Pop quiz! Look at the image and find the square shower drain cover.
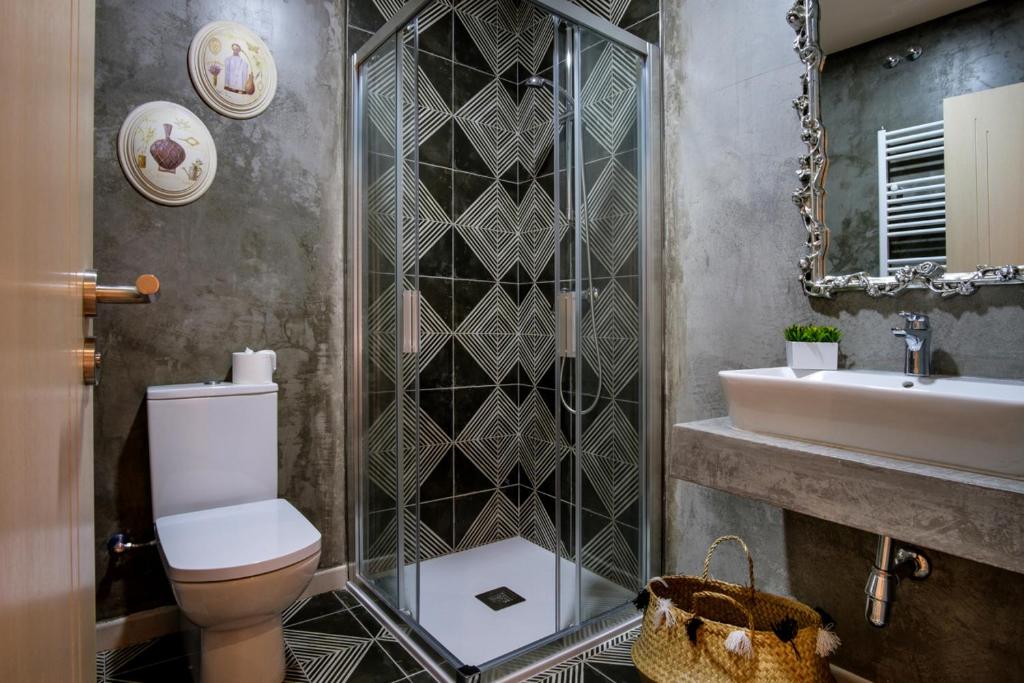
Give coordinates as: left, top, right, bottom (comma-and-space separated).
475, 586, 525, 611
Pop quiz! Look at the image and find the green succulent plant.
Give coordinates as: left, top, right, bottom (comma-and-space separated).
784, 324, 842, 344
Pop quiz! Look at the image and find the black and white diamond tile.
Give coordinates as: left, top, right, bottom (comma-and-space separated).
580, 399, 638, 464
454, 79, 519, 176
580, 43, 642, 155
579, 281, 639, 397
454, 0, 525, 76
454, 286, 518, 382
517, 6, 556, 75
367, 395, 452, 508
582, 159, 639, 276
455, 487, 520, 549
455, 386, 519, 479
571, 0, 632, 26
518, 286, 555, 385
367, 165, 451, 275
454, 181, 519, 280
581, 517, 640, 589
581, 450, 639, 520
367, 280, 451, 391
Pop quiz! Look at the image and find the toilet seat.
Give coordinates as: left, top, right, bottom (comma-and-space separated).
156, 498, 321, 582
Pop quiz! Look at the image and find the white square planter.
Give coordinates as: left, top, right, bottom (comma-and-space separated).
785, 341, 839, 370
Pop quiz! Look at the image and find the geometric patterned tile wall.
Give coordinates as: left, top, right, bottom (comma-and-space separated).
351, 0, 657, 594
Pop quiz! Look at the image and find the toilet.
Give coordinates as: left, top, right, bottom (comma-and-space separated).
147, 381, 321, 683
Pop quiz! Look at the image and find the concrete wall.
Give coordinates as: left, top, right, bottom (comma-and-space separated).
663, 0, 1024, 680
822, 0, 1024, 275
93, 0, 347, 620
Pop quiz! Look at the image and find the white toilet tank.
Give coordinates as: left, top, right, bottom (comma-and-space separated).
147, 382, 278, 519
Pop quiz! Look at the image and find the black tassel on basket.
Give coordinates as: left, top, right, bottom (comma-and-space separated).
632, 588, 650, 611
773, 616, 801, 658
684, 616, 703, 643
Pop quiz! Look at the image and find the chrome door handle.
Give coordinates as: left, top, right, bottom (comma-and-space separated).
82, 269, 161, 317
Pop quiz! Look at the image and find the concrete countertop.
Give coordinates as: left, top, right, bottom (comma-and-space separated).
670, 418, 1024, 574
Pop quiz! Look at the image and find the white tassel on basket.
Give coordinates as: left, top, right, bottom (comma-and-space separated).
652, 597, 677, 630
724, 629, 753, 658
816, 626, 841, 657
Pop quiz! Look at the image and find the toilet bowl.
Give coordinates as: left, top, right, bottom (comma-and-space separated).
156, 498, 321, 683
146, 381, 322, 683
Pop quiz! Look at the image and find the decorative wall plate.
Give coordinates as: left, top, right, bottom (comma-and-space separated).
188, 21, 277, 119
117, 101, 217, 206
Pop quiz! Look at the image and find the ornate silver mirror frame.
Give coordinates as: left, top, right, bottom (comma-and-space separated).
786, 0, 1024, 298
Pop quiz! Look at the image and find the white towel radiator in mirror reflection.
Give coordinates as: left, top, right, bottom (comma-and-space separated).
877, 120, 946, 276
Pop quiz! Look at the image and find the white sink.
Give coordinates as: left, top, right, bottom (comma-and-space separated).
719, 367, 1024, 479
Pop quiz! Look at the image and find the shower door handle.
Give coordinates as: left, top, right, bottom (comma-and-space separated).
402, 289, 420, 354
557, 291, 576, 358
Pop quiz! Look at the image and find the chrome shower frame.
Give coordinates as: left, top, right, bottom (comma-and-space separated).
344, 0, 663, 678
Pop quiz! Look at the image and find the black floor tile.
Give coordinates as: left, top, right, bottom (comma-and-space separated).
291, 607, 375, 639
346, 642, 408, 683
378, 638, 423, 675
285, 591, 348, 626
108, 656, 195, 683
334, 589, 362, 609
347, 604, 386, 637
107, 633, 195, 676
588, 661, 641, 683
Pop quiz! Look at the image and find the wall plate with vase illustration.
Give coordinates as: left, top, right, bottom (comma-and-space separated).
188, 21, 278, 119
116, 101, 217, 206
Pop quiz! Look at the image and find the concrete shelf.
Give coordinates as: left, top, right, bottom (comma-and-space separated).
670, 418, 1024, 574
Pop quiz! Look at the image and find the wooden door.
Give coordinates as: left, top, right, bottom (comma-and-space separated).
0, 1, 96, 681
945, 82, 1024, 272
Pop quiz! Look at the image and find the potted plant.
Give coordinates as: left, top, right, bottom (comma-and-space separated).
784, 324, 842, 370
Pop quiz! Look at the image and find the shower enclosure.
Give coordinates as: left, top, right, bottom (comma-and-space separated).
346, 0, 661, 676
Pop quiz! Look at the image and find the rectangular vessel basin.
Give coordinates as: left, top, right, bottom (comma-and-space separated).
719, 367, 1024, 479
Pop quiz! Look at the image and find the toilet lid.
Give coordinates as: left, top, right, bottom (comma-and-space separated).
156, 499, 321, 582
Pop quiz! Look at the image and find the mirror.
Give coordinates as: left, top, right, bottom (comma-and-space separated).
788, 0, 1024, 297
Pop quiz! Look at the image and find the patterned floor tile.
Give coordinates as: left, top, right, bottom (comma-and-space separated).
525, 628, 640, 683
98, 589, 642, 683
285, 591, 350, 626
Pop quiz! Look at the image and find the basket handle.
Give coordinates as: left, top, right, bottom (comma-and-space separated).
702, 535, 756, 596
691, 590, 756, 634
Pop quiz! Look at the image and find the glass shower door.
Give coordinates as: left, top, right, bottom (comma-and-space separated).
359, 31, 402, 606
358, 24, 422, 619
570, 24, 646, 623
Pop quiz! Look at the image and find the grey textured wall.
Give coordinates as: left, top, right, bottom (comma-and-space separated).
664, 0, 1024, 680
93, 0, 347, 620
822, 0, 1024, 275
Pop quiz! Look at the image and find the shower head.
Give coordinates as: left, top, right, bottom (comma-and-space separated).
521, 75, 576, 110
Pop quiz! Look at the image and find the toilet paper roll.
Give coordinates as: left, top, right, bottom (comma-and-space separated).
232, 348, 277, 384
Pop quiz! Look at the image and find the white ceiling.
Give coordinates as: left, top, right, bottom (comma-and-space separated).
819, 0, 987, 54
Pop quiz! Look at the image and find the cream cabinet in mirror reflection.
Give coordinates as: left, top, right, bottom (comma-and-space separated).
944, 83, 1024, 272
796, 0, 1024, 296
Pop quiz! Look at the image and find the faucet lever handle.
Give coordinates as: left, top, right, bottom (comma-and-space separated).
897, 311, 929, 329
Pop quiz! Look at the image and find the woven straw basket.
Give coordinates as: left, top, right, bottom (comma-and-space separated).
631, 536, 838, 683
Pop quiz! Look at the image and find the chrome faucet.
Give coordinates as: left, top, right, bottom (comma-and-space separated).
891, 311, 931, 376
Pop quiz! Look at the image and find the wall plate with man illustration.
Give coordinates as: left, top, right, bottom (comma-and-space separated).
117, 101, 218, 206
188, 21, 278, 119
